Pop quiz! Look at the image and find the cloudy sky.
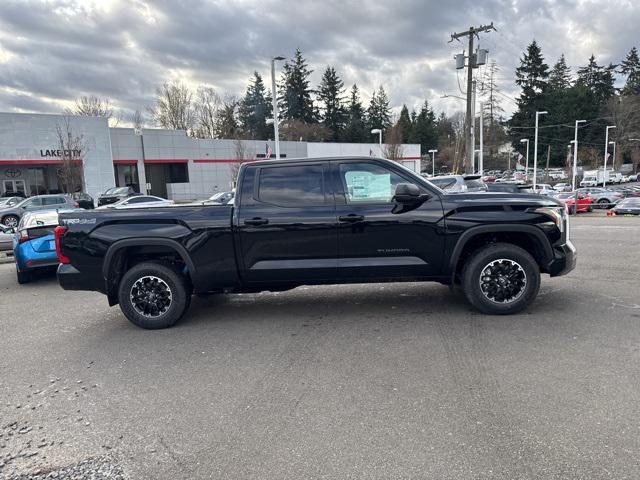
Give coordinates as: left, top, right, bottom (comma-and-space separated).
0, 0, 638, 124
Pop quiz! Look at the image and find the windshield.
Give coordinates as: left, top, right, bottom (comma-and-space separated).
104, 187, 129, 195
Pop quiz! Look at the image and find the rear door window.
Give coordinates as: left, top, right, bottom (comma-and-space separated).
42, 197, 64, 206
257, 164, 325, 207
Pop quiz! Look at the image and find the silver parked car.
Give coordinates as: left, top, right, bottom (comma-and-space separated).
0, 194, 78, 228
96, 195, 174, 209
0, 224, 14, 251
428, 175, 487, 193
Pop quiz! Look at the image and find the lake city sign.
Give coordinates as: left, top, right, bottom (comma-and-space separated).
40, 149, 82, 158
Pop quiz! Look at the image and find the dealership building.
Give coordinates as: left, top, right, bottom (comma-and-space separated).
0, 112, 422, 201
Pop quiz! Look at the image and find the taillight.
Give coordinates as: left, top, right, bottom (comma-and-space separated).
54, 225, 70, 264
18, 230, 29, 244
73, 201, 80, 208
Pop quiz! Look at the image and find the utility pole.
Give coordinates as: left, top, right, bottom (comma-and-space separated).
478, 101, 484, 176
450, 23, 496, 174
470, 80, 476, 174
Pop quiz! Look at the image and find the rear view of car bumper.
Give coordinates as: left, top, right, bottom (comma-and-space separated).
547, 240, 577, 277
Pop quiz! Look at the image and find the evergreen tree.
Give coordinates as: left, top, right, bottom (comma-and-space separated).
396, 105, 412, 142
409, 101, 438, 154
576, 54, 616, 105
317, 66, 346, 141
238, 72, 272, 140
279, 48, 316, 123
366, 86, 391, 132
549, 54, 573, 90
342, 84, 367, 142
510, 40, 550, 147
515, 40, 550, 104
620, 46, 640, 95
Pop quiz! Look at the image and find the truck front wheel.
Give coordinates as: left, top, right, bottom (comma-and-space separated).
118, 262, 190, 329
462, 243, 540, 315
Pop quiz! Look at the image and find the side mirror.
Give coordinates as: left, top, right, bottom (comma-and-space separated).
393, 183, 421, 204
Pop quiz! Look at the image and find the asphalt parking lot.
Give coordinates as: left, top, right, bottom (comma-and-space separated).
1, 214, 639, 479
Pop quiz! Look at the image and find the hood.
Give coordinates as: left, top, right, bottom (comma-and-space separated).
442, 191, 561, 208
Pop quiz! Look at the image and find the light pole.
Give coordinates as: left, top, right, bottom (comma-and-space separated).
533, 110, 548, 190
603, 125, 616, 188
572, 120, 586, 191
609, 141, 616, 174
371, 128, 382, 156
520, 139, 529, 182
428, 149, 438, 176
271, 56, 285, 159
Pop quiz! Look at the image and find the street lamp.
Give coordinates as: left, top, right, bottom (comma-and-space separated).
371, 128, 382, 156
520, 139, 529, 182
533, 110, 548, 190
428, 149, 438, 176
473, 149, 481, 174
609, 141, 616, 175
572, 120, 586, 191
603, 125, 616, 188
271, 55, 285, 159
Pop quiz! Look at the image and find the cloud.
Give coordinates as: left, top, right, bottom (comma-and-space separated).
0, 0, 638, 121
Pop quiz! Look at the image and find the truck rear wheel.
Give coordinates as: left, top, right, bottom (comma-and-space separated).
118, 262, 190, 329
462, 243, 540, 315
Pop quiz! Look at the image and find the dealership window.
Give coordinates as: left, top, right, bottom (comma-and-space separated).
257, 164, 324, 206
166, 163, 189, 183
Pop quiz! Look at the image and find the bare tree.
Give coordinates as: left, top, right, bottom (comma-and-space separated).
131, 109, 144, 132
55, 116, 86, 193
231, 138, 255, 186
609, 95, 640, 170
382, 123, 404, 160
280, 119, 331, 141
193, 86, 222, 138
148, 81, 195, 132
68, 95, 113, 118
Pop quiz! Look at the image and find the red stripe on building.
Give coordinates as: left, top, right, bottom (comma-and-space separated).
143, 158, 189, 164
193, 158, 258, 164
0, 159, 82, 165
113, 159, 138, 165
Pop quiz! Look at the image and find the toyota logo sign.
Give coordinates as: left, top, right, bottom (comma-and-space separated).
4, 168, 21, 178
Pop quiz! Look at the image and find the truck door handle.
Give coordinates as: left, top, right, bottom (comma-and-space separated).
339, 214, 365, 223
244, 217, 269, 226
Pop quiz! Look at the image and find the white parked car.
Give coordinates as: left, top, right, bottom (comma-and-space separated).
553, 183, 571, 192
533, 184, 555, 195
96, 195, 174, 209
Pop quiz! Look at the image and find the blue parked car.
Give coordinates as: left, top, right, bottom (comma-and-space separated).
13, 210, 63, 284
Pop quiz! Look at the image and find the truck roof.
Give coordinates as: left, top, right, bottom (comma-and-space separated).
243, 156, 389, 167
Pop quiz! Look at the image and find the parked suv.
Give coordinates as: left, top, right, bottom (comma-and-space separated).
97, 187, 141, 207
429, 175, 487, 193
0, 194, 78, 228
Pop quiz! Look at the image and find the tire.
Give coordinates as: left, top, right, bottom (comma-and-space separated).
117, 262, 190, 329
2, 215, 19, 228
597, 198, 609, 209
16, 267, 31, 284
462, 243, 541, 315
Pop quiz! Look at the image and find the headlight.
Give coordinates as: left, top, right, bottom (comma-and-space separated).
535, 206, 566, 233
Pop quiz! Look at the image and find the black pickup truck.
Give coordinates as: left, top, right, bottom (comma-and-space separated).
55, 157, 576, 329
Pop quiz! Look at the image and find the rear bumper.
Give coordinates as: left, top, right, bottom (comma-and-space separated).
547, 240, 576, 277
57, 263, 97, 291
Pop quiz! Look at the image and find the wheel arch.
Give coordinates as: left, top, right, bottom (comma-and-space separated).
102, 238, 196, 299
450, 225, 553, 283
